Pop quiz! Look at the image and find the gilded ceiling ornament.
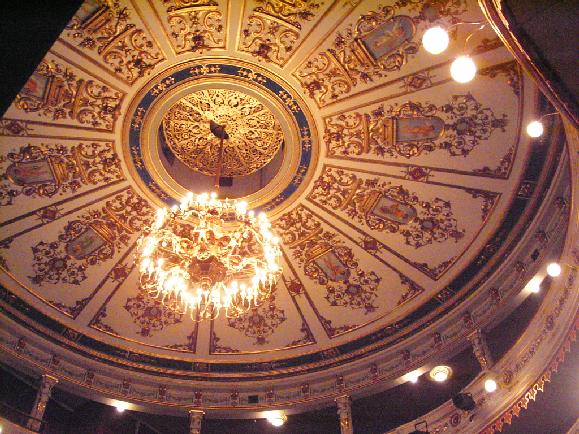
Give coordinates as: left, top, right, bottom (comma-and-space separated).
162, 89, 284, 177
14, 60, 123, 130
473, 145, 515, 179
0, 142, 123, 207
324, 93, 508, 160
124, 291, 184, 337
64, 1, 163, 84
0, 119, 32, 136
479, 60, 522, 96
225, 294, 287, 346
29, 189, 152, 286
239, 0, 323, 65
273, 205, 381, 314
295, 1, 467, 106
163, 0, 225, 53
308, 167, 466, 248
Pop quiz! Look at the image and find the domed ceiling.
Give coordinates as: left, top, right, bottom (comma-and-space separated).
0, 0, 565, 414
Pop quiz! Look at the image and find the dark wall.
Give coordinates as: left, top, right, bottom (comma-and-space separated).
0, 0, 84, 116
504, 0, 579, 120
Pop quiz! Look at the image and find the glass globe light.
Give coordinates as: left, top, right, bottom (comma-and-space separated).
546, 262, 562, 277
526, 120, 544, 138
422, 26, 450, 54
450, 56, 477, 83
484, 378, 498, 393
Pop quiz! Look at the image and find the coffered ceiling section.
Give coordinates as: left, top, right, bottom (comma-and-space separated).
0, 0, 542, 379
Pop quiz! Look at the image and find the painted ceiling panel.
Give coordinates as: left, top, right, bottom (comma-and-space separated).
0, 0, 560, 403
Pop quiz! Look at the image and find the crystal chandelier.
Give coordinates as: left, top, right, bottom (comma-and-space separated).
137, 192, 282, 320
136, 121, 282, 320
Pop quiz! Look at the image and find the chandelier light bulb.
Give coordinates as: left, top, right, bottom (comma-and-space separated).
137, 192, 282, 320
422, 26, 450, 54
526, 120, 544, 138
546, 262, 562, 277
450, 56, 477, 83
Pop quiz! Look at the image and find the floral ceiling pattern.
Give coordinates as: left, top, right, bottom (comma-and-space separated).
0, 0, 547, 391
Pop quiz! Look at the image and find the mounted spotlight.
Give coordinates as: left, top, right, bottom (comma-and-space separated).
526, 276, 542, 294
546, 262, 562, 277
409, 421, 429, 434
526, 120, 544, 138
115, 401, 128, 413
452, 392, 476, 411
265, 411, 287, 427
525, 112, 559, 138
429, 365, 452, 382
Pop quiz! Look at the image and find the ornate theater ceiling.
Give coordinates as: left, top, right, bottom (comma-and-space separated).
0, 0, 571, 415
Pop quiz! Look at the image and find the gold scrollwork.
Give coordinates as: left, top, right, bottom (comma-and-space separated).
0, 142, 123, 207
296, 1, 468, 106
163, 0, 225, 53
65, 1, 163, 84
239, 0, 322, 66
162, 89, 284, 177
14, 60, 123, 130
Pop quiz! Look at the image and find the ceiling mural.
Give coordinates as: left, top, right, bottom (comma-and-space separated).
0, 0, 565, 410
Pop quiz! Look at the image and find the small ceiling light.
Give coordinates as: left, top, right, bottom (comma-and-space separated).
546, 262, 562, 277
266, 412, 287, 427
450, 56, 476, 83
484, 378, 498, 393
528, 277, 541, 294
430, 365, 452, 382
526, 120, 544, 138
115, 402, 128, 413
407, 371, 421, 383
422, 26, 449, 54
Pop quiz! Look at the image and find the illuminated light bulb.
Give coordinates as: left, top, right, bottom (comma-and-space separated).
407, 371, 420, 384
546, 262, 562, 277
422, 26, 449, 54
115, 402, 128, 413
430, 365, 452, 382
484, 378, 498, 393
266, 412, 287, 427
450, 56, 477, 83
528, 279, 541, 293
526, 120, 544, 138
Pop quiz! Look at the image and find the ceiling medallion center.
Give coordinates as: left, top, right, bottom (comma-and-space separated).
162, 89, 284, 177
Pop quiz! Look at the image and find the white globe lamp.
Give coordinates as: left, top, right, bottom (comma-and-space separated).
450, 56, 477, 83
